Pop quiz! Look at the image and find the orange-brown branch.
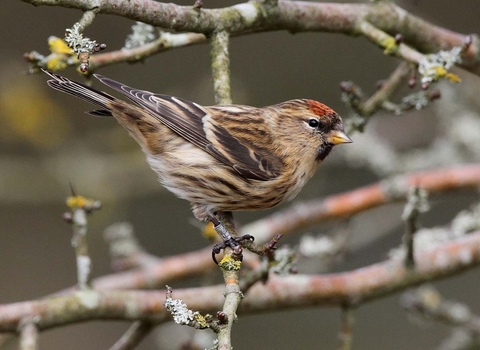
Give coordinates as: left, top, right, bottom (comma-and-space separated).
0, 230, 479, 332
51, 164, 480, 292
245, 164, 480, 243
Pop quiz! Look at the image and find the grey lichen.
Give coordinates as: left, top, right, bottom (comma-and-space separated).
124, 22, 158, 49
65, 23, 98, 54
402, 187, 430, 221
418, 47, 462, 85
165, 291, 199, 325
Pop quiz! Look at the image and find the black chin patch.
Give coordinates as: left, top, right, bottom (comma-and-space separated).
316, 143, 333, 161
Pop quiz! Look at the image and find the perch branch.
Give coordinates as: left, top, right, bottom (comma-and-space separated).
216, 212, 242, 350
1, 230, 480, 331
209, 28, 239, 349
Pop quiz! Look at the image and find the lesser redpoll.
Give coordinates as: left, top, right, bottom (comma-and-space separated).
44, 70, 352, 262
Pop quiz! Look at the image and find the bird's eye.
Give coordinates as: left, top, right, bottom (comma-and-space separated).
308, 118, 319, 128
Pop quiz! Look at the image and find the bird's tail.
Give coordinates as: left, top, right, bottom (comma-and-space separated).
43, 70, 164, 153
43, 69, 115, 117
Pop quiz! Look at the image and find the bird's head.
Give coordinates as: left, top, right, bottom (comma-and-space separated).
271, 99, 352, 161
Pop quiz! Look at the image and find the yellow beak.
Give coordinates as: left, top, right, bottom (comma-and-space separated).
327, 130, 353, 145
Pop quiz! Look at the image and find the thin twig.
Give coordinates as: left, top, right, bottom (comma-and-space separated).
342, 62, 411, 133
90, 32, 206, 70
76, 9, 99, 32
362, 62, 411, 115
404, 214, 417, 268
18, 319, 38, 350
338, 305, 355, 350
103, 222, 159, 271
402, 286, 480, 334
356, 20, 424, 64
401, 187, 430, 268
210, 31, 232, 105
402, 286, 480, 349
71, 207, 92, 289
109, 321, 154, 350
90, 246, 216, 291
64, 192, 101, 289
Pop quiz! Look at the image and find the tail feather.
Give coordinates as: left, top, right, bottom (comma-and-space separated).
94, 74, 126, 92
93, 73, 152, 108
43, 69, 114, 115
43, 70, 158, 151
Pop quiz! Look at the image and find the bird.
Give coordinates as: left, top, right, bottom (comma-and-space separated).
43, 70, 352, 263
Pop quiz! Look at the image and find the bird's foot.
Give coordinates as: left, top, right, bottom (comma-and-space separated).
212, 235, 255, 265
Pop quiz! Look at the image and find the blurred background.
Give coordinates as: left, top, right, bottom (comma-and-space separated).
1, 0, 480, 349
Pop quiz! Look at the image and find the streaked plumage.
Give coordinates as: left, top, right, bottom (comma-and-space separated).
43, 70, 351, 256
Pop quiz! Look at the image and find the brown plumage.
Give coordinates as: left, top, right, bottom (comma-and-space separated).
44, 70, 351, 260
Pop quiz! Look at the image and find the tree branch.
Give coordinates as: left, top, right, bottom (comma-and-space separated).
1, 230, 480, 332
210, 31, 232, 105
21, 0, 480, 75
89, 32, 206, 70
40, 164, 480, 294
216, 212, 242, 350
242, 164, 480, 244
338, 306, 355, 350
64, 194, 101, 289
109, 321, 153, 350
18, 318, 38, 350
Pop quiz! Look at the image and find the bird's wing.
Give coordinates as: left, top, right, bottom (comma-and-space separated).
94, 74, 282, 181
204, 106, 284, 181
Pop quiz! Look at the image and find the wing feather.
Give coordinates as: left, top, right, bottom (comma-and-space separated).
94, 74, 283, 181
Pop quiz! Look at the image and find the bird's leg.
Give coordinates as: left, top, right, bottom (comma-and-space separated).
211, 212, 254, 264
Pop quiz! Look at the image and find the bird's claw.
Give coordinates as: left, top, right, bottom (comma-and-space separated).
212, 234, 255, 264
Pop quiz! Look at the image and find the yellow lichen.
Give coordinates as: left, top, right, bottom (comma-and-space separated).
48, 36, 73, 55
446, 72, 461, 83
46, 55, 68, 71
433, 67, 461, 83
381, 37, 398, 55
434, 66, 447, 78
45, 36, 76, 71
193, 313, 209, 329
219, 255, 242, 271
66, 196, 98, 209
